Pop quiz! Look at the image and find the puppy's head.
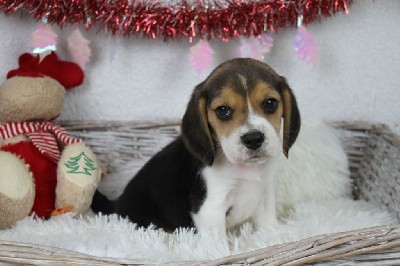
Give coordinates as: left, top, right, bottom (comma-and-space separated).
182, 58, 300, 166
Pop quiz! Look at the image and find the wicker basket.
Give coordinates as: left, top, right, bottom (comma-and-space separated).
0, 120, 399, 265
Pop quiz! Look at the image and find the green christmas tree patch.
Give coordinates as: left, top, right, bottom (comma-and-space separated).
64, 152, 96, 176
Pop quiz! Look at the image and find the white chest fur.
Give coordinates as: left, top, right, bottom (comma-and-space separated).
192, 155, 278, 234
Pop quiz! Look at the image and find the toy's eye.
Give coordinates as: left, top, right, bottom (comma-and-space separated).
215, 105, 233, 120
262, 98, 278, 114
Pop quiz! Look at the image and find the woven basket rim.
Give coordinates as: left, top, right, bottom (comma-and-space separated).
0, 223, 399, 265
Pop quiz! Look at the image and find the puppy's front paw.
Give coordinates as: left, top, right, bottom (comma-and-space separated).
196, 226, 228, 240
56, 143, 102, 213
253, 214, 279, 231
192, 210, 228, 240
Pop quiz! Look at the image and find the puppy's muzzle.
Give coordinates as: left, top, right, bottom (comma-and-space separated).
241, 131, 265, 150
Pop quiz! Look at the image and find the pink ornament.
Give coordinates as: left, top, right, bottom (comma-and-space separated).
238, 38, 263, 61
237, 33, 273, 61
258, 33, 273, 54
67, 28, 91, 69
293, 26, 318, 69
189, 39, 214, 75
32, 22, 57, 54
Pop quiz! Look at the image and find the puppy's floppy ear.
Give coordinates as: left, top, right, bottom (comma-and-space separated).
181, 82, 215, 166
280, 77, 301, 158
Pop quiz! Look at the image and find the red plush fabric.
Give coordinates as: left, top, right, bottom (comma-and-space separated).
1, 141, 57, 217
6, 52, 84, 89
7, 53, 43, 80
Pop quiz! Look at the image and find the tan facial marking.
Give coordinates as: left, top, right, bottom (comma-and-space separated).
208, 87, 247, 138
249, 82, 283, 133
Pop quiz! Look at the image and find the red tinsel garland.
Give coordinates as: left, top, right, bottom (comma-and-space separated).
0, 0, 352, 41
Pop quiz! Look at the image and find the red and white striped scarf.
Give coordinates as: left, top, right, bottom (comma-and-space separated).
0, 121, 82, 162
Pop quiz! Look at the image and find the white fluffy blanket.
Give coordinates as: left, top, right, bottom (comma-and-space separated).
0, 119, 397, 263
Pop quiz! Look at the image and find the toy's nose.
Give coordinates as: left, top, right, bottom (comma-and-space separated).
241, 131, 265, 150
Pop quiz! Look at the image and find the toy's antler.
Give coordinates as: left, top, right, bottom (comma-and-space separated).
7, 53, 42, 78
7, 52, 84, 89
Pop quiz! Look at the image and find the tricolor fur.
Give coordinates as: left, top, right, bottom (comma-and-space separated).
91, 58, 301, 236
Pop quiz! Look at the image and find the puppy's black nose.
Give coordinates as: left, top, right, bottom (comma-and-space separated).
241, 131, 265, 150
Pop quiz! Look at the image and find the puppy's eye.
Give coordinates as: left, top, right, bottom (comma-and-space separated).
262, 98, 278, 114
215, 105, 233, 120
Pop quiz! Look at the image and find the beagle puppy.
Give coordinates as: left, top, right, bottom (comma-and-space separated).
91, 58, 300, 236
